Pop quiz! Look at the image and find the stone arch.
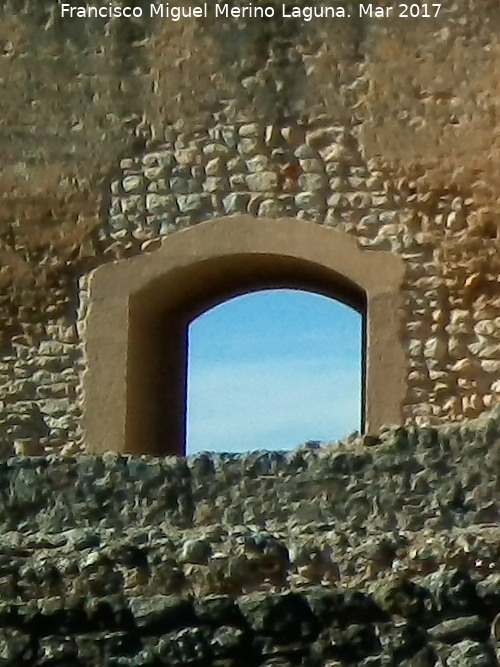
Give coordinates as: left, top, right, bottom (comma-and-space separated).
83, 216, 406, 455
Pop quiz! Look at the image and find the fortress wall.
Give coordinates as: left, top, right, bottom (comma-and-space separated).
1, 409, 500, 539
0, 411, 498, 607
0, 408, 500, 663
1, 1, 500, 453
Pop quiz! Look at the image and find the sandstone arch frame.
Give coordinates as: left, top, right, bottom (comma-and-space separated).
83, 216, 406, 455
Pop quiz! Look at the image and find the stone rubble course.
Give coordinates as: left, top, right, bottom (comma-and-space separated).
2, 408, 500, 537
1, 412, 500, 662
1, 579, 500, 666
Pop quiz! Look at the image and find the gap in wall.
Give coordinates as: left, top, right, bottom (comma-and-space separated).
186, 288, 362, 455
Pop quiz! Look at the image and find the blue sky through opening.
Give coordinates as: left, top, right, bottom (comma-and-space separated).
186, 288, 362, 454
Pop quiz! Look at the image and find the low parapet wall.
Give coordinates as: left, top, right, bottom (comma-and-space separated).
2, 408, 500, 535
1, 412, 500, 664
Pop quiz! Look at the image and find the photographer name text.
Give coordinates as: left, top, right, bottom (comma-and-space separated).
60, 3, 442, 20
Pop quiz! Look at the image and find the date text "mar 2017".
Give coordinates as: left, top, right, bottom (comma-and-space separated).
359, 4, 441, 18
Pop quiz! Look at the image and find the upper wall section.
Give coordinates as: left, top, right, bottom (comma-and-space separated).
1, 1, 500, 454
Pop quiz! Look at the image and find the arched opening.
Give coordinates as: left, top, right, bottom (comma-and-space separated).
186, 289, 363, 454
83, 216, 406, 456
143, 251, 366, 457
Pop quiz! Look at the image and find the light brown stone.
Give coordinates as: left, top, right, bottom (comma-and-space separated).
83, 215, 406, 455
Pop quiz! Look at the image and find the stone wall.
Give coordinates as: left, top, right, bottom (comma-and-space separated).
2, 1, 500, 452
2, 412, 500, 664
0, 409, 500, 596
2, 579, 500, 666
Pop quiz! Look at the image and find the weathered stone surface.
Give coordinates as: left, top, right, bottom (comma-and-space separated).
128, 595, 195, 633
245, 172, 278, 192
0, 414, 500, 663
443, 639, 496, 666
1, 571, 500, 666
428, 616, 489, 644
4, 12, 500, 667
0, 629, 33, 663
1, 0, 500, 448
145, 194, 177, 214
